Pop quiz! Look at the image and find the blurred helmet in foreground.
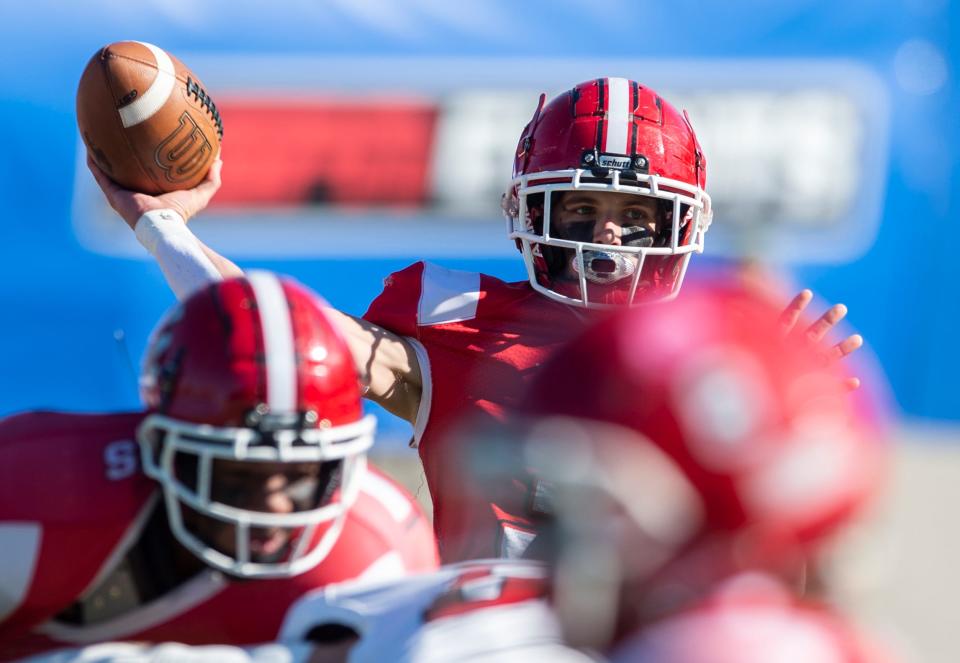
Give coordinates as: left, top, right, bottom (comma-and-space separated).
139, 271, 374, 578
517, 282, 888, 646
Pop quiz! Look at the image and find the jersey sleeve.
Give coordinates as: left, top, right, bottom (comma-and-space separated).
362, 262, 426, 340
0, 412, 153, 640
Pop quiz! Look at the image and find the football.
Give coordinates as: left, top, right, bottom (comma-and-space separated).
76, 41, 223, 194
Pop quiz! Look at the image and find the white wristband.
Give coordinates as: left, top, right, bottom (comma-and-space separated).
134, 209, 224, 300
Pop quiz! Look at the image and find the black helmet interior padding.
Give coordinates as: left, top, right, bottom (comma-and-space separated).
527, 193, 571, 277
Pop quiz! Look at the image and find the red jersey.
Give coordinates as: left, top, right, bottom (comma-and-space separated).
611, 575, 897, 663
28, 561, 588, 663
0, 411, 438, 661
363, 261, 590, 562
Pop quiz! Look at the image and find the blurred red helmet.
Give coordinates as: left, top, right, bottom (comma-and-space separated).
504, 78, 712, 308
521, 282, 886, 591
138, 271, 374, 578
519, 283, 887, 646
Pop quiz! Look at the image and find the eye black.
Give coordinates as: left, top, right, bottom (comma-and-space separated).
558, 221, 594, 242
621, 226, 656, 248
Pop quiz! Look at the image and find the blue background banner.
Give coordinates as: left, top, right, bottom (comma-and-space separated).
0, 1, 956, 431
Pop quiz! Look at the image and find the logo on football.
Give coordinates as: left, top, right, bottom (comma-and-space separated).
155, 111, 215, 184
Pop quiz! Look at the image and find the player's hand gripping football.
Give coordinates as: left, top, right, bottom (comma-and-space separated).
87, 152, 222, 230
779, 289, 863, 391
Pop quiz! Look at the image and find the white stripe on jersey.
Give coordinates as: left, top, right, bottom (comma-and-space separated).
0, 522, 41, 621
247, 271, 297, 414
119, 42, 177, 128
417, 262, 481, 326
604, 77, 631, 155
361, 471, 414, 522
500, 524, 537, 559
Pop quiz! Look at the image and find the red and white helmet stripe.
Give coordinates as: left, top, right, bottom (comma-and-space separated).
247, 270, 298, 415
601, 77, 632, 155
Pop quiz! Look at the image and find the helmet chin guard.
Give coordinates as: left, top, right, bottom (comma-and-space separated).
139, 413, 375, 578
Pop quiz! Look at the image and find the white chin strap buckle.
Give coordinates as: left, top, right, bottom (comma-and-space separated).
572, 250, 637, 284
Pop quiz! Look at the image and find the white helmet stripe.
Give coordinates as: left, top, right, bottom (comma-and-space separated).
247, 271, 297, 414
119, 41, 177, 128
604, 77, 630, 155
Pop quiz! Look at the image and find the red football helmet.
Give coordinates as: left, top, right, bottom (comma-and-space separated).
138, 271, 374, 578
518, 283, 886, 643
504, 78, 712, 309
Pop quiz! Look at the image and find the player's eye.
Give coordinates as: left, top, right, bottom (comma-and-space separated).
563, 204, 594, 216
624, 207, 650, 221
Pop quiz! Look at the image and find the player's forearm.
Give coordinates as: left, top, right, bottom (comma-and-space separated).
198, 238, 244, 279
134, 209, 230, 300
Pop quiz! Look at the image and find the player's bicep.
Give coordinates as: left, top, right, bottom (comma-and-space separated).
325, 309, 422, 424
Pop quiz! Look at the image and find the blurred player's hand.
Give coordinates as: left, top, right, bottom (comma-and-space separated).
87, 153, 222, 229
779, 288, 863, 390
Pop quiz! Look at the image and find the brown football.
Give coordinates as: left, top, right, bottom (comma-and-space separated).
77, 41, 223, 194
